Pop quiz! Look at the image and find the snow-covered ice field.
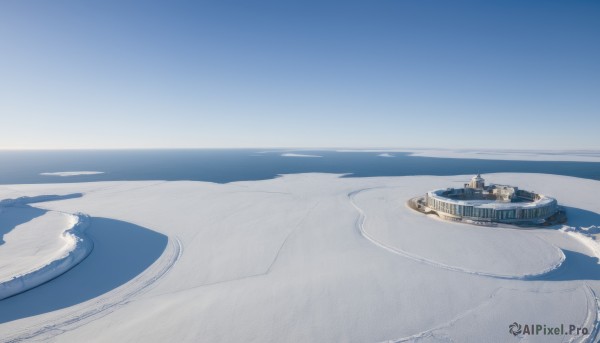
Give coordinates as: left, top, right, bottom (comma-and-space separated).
1, 173, 600, 342
339, 148, 600, 162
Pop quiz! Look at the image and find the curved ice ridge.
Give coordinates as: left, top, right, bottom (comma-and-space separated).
0, 213, 94, 300
349, 188, 566, 280
5, 237, 182, 342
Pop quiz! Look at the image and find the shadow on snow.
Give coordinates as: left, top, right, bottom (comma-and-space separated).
562, 206, 600, 233
0, 207, 46, 246
529, 250, 600, 281
0, 217, 167, 323
0, 193, 83, 246
527, 206, 600, 282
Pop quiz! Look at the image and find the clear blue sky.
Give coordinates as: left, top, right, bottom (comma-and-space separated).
1, 0, 598, 149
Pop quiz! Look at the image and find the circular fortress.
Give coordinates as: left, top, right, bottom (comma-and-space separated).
419, 174, 561, 225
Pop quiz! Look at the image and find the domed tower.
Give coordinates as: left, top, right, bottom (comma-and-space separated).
469, 174, 485, 189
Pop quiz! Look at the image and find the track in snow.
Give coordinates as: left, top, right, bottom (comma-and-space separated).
2, 236, 182, 343
348, 188, 565, 280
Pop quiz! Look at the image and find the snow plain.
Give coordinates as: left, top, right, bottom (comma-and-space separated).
1, 173, 600, 342
339, 148, 600, 162
406, 149, 600, 162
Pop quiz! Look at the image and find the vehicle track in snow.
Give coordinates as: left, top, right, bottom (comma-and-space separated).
385, 285, 598, 343
348, 188, 565, 280
350, 187, 600, 342
2, 236, 182, 343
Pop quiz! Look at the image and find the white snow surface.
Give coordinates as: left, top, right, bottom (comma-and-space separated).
339, 148, 600, 162
1, 173, 600, 342
0, 208, 74, 283
40, 171, 105, 177
406, 149, 600, 162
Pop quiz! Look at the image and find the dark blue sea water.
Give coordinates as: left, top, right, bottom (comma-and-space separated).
0, 149, 599, 184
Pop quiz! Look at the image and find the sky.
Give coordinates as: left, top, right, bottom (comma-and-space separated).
0, 0, 598, 150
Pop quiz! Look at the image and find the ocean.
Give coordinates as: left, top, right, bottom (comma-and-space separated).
0, 149, 599, 184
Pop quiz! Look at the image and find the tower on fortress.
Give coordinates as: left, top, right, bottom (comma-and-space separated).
468, 174, 485, 190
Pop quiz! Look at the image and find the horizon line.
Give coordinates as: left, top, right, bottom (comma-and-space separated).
1, 147, 600, 152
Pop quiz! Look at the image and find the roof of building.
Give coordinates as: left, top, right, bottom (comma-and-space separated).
427, 188, 556, 209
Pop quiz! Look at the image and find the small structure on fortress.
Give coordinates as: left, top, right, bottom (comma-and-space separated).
411, 174, 565, 226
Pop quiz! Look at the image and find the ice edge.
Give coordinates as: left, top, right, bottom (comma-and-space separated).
0, 213, 94, 300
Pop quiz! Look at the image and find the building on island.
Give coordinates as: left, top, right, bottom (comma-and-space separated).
423, 174, 559, 225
